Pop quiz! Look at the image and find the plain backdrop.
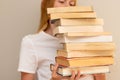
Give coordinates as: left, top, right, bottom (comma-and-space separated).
0, 0, 120, 80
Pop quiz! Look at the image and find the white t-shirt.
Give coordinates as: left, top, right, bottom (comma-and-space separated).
18, 31, 94, 80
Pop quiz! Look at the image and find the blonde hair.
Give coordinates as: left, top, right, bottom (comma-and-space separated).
37, 0, 77, 32
37, 0, 55, 32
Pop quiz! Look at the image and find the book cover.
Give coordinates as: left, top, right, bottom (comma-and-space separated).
50, 12, 96, 19
47, 6, 93, 14
63, 42, 115, 50
52, 18, 104, 26
53, 26, 103, 35
57, 50, 114, 58
56, 32, 111, 37
56, 57, 114, 67
58, 35, 112, 43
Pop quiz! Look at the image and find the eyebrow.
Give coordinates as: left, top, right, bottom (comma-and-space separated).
68, 0, 75, 3
59, 0, 75, 2
59, 0, 66, 1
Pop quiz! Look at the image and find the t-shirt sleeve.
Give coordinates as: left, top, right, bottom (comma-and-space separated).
18, 36, 38, 73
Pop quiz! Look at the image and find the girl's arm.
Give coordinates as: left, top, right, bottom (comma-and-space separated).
21, 72, 35, 80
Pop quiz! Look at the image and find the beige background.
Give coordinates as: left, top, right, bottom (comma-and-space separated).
0, 0, 119, 80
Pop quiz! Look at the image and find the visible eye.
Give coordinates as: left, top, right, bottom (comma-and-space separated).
59, 0, 65, 3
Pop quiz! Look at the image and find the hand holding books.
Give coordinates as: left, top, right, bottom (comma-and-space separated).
51, 64, 86, 80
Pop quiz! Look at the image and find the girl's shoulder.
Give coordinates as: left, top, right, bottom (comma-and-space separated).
22, 31, 44, 40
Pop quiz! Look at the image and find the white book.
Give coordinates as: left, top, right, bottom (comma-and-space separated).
58, 35, 112, 43
50, 64, 110, 76
53, 26, 103, 35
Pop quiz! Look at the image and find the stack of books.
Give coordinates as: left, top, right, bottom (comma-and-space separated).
47, 6, 115, 76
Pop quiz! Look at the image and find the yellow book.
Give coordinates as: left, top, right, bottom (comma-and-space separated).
53, 26, 103, 35
47, 6, 93, 14
57, 50, 114, 58
50, 12, 96, 19
53, 18, 104, 26
63, 42, 115, 50
56, 56, 114, 67
56, 32, 111, 37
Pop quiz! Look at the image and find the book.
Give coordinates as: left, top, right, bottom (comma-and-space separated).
56, 57, 114, 67
63, 42, 115, 50
50, 64, 110, 76
58, 35, 112, 43
50, 12, 97, 19
47, 6, 93, 14
57, 50, 114, 58
53, 26, 103, 35
56, 32, 111, 37
52, 18, 104, 26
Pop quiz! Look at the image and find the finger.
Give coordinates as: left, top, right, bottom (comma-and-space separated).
80, 74, 87, 78
70, 70, 76, 80
75, 70, 81, 80
52, 63, 58, 74
52, 63, 59, 77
